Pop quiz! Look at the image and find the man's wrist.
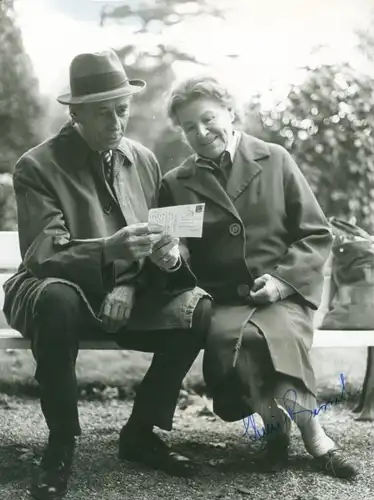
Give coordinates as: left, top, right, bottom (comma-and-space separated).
111, 284, 136, 296
103, 240, 136, 270
103, 238, 115, 265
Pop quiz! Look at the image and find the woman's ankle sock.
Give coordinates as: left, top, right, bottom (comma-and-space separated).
299, 417, 335, 457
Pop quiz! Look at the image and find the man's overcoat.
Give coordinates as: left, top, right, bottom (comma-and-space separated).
160, 133, 333, 420
3, 123, 208, 340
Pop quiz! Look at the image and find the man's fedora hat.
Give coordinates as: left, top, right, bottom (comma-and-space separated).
57, 49, 146, 105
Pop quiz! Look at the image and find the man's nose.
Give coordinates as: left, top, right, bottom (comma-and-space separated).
107, 112, 121, 129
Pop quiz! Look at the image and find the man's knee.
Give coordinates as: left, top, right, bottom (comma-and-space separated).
34, 283, 82, 348
37, 283, 82, 318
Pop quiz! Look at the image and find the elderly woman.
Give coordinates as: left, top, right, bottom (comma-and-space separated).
159, 76, 358, 479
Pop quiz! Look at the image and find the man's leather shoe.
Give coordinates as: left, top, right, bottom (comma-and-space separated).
119, 424, 196, 477
317, 449, 359, 479
30, 437, 75, 500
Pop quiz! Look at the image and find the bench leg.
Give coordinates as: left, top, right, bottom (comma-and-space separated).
353, 346, 374, 421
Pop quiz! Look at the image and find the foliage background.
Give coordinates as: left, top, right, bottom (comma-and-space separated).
0, 1, 47, 230
248, 59, 374, 232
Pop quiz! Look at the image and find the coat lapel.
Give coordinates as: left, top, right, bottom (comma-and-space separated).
225, 133, 270, 202
177, 133, 271, 218
112, 146, 149, 225
179, 163, 241, 220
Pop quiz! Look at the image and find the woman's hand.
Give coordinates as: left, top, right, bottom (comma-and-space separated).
249, 274, 293, 305
149, 234, 181, 271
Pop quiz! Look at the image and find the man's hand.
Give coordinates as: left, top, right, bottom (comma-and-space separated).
100, 285, 136, 333
249, 274, 282, 305
149, 234, 181, 271
103, 223, 163, 265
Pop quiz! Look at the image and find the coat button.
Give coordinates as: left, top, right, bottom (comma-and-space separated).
229, 223, 241, 236
237, 284, 250, 297
103, 204, 113, 215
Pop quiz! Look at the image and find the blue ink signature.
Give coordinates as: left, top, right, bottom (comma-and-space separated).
242, 373, 360, 442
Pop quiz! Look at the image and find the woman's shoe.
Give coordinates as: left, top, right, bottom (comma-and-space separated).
317, 448, 359, 479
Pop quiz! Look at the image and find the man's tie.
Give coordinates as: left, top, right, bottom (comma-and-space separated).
101, 150, 113, 185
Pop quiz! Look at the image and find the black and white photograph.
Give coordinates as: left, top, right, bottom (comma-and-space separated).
0, 0, 374, 498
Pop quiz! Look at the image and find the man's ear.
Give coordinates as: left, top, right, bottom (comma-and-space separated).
69, 104, 82, 123
69, 106, 77, 123
229, 108, 235, 123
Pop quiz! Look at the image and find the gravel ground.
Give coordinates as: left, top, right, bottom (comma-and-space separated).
0, 393, 373, 500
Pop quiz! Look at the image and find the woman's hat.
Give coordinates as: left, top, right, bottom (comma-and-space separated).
57, 49, 146, 105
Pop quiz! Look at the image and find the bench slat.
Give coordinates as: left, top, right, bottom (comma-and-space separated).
0, 231, 21, 270
0, 329, 122, 350
1, 329, 374, 350
313, 330, 374, 347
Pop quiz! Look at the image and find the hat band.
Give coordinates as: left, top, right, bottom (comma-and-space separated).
71, 71, 130, 97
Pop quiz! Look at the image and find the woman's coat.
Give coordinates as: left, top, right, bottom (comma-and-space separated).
160, 132, 333, 420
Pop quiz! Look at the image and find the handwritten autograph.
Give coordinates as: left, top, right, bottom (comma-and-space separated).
242, 373, 360, 442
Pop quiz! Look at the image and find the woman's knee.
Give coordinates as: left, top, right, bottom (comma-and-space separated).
192, 297, 212, 335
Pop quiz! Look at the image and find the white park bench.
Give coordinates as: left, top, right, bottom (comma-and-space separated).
1, 230, 373, 349
0, 230, 373, 418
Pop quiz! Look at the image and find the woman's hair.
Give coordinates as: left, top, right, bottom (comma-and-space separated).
167, 75, 237, 126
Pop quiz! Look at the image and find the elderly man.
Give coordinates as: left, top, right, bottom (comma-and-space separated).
3, 50, 211, 499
